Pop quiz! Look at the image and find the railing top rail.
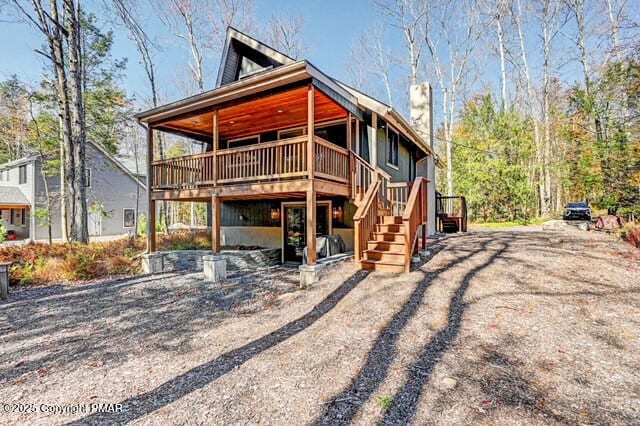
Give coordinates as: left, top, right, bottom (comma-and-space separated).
216, 135, 307, 155
313, 135, 349, 155
402, 177, 429, 221
388, 181, 412, 188
352, 151, 375, 171
353, 179, 381, 221
152, 150, 214, 165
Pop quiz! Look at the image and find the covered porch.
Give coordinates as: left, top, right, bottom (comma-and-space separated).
141, 78, 371, 268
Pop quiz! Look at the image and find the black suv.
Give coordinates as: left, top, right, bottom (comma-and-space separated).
563, 202, 591, 221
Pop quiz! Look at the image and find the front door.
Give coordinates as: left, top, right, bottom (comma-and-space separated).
283, 203, 331, 263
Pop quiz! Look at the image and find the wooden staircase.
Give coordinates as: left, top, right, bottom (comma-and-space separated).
361, 215, 407, 273
353, 176, 429, 273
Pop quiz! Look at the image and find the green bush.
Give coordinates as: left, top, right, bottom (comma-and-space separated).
0, 218, 6, 243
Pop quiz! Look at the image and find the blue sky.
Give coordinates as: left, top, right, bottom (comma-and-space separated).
0, 0, 637, 122
0, 0, 378, 104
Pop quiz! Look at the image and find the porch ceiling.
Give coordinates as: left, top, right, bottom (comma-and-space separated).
156, 86, 348, 141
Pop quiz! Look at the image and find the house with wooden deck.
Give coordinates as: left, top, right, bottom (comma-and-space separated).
136, 28, 438, 274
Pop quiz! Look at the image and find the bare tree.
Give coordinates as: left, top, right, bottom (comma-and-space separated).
347, 27, 398, 106
11, 0, 77, 241
375, 0, 428, 86
27, 95, 54, 244
423, 0, 484, 195
605, 0, 625, 62
112, 0, 170, 232
263, 13, 306, 59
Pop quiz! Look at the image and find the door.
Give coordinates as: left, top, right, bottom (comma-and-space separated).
283, 206, 306, 263
282, 203, 331, 263
89, 212, 102, 237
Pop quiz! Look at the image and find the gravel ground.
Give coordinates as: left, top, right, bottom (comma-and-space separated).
0, 229, 638, 425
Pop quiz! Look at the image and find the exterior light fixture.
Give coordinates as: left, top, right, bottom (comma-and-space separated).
271, 208, 280, 221
332, 205, 343, 220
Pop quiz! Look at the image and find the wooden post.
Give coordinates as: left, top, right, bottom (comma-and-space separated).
355, 118, 360, 155
307, 84, 315, 179
211, 194, 221, 254
306, 182, 317, 265
212, 110, 218, 186
346, 112, 353, 151
146, 126, 156, 253
306, 84, 317, 265
371, 112, 378, 169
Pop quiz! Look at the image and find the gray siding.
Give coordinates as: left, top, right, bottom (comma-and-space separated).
32, 144, 146, 240
376, 127, 414, 182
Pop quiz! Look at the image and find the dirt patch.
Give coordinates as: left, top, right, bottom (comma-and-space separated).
0, 229, 638, 425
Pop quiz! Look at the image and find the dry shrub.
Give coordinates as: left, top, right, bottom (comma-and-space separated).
620, 222, 640, 248
0, 237, 146, 286
157, 230, 211, 251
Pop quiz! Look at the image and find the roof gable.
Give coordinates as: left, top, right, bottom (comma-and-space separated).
216, 27, 296, 87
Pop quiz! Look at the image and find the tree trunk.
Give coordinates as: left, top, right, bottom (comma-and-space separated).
513, 0, 547, 216
64, 0, 88, 243
496, 3, 508, 111
47, 0, 77, 240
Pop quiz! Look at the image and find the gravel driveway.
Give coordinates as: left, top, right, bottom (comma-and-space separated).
1, 229, 638, 425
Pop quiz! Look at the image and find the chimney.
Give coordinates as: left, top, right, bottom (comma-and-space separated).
410, 83, 434, 149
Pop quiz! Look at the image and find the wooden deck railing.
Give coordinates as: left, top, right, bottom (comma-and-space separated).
314, 136, 349, 183
402, 177, 429, 272
151, 135, 355, 189
152, 151, 215, 189
351, 152, 376, 204
436, 194, 468, 232
353, 178, 380, 265
387, 182, 411, 216
217, 136, 307, 183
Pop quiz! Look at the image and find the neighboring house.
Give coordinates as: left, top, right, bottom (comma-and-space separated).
0, 141, 146, 241
137, 28, 440, 273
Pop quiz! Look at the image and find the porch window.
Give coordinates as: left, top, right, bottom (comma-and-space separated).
21, 208, 26, 226
9, 209, 15, 225
388, 128, 399, 168
227, 134, 260, 148
123, 209, 135, 228
278, 127, 306, 139
85, 168, 91, 188
19, 165, 27, 184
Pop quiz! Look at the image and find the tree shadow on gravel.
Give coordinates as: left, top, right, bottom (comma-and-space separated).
69, 269, 371, 425
379, 242, 507, 425
0, 267, 301, 383
314, 234, 507, 425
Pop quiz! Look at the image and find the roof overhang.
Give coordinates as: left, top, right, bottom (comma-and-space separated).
335, 82, 434, 157
136, 61, 363, 126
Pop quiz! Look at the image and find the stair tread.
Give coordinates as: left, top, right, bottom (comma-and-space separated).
361, 259, 405, 266
367, 240, 405, 245
365, 249, 404, 254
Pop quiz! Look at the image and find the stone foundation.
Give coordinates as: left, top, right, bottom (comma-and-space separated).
141, 248, 282, 274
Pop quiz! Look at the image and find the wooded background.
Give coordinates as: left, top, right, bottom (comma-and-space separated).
0, 0, 638, 239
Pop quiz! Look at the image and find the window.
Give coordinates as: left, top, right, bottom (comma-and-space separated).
9, 209, 15, 225
238, 56, 270, 79
123, 209, 135, 228
388, 128, 399, 168
21, 208, 26, 226
85, 168, 91, 188
19, 165, 27, 184
278, 127, 306, 139
226, 134, 260, 148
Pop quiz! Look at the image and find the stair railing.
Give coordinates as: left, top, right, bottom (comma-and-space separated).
353, 177, 381, 266
401, 177, 429, 272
